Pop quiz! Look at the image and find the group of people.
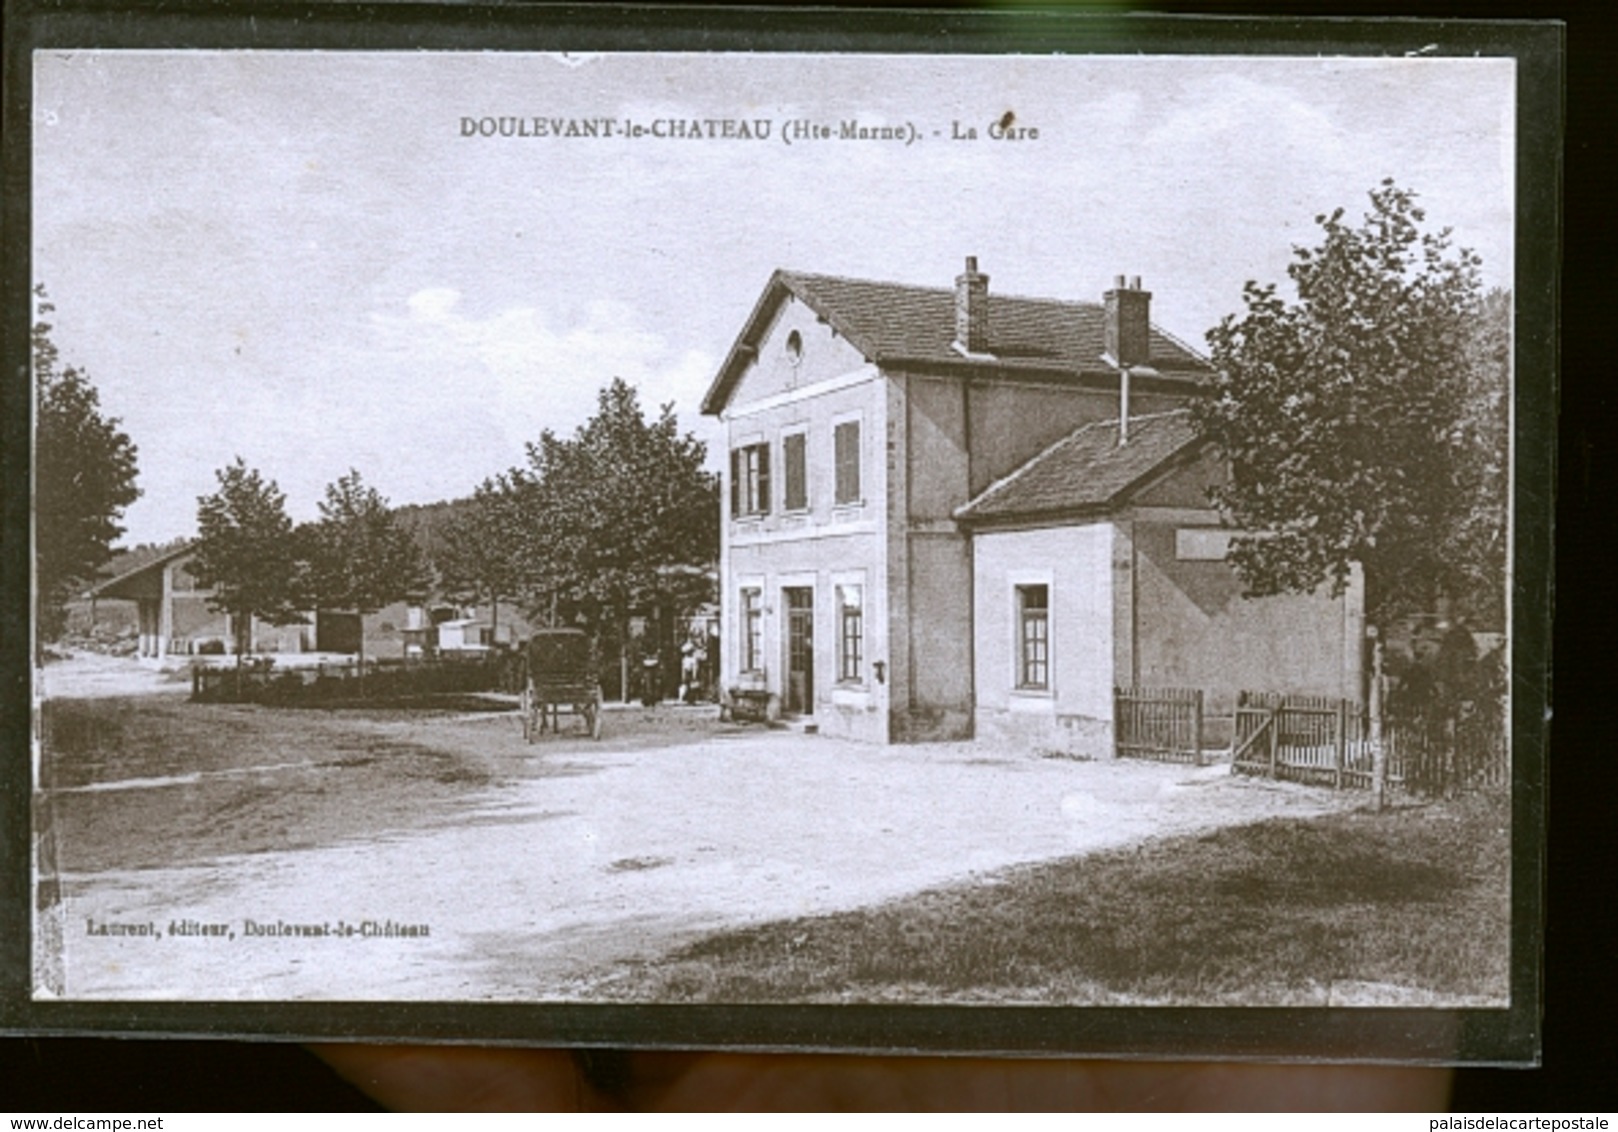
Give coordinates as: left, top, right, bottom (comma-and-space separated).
638, 623, 719, 706
675, 625, 721, 704
495, 619, 722, 706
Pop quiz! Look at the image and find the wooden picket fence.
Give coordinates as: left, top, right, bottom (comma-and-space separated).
1231, 690, 1508, 795
1114, 685, 1206, 765
1232, 692, 1371, 789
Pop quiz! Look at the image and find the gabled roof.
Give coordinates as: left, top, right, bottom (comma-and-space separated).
84, 541, 198, 600
701, 269, 1213, 415
954, 410, 1205, 526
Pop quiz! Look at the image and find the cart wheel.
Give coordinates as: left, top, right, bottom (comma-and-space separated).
520, 680, 535, 743
587, 689, 603, 740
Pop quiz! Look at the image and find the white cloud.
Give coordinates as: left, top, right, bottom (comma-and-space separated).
381, 288, 720, 467
407, 287, 462, 321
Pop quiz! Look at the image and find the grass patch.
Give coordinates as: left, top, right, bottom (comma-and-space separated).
313, 693, 515, 717
603, 793, 1510, 1006
37, 696, 497, 873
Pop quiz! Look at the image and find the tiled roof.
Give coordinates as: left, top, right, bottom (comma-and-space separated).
782, 271, 1209, 374
702, 269, 1212, 414
954, 410, 1203, 524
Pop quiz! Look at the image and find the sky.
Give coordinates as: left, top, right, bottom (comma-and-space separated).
32, 51, 1516, 547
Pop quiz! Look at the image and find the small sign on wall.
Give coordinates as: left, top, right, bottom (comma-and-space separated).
1175, 528, 1235, 561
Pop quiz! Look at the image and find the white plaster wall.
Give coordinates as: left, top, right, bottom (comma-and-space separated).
1128, 517, 1364, 713
972, 524, 1115, 756
717, 303, 889, 743
724, 533, 889, 744
728, 295, 870, 410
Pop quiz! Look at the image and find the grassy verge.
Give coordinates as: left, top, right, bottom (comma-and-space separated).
598, 792, 1510, 1006
36, 696, 497, 873
35, 695, 719, 875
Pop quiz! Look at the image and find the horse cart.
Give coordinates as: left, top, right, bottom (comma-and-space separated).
520, 628, 603, 741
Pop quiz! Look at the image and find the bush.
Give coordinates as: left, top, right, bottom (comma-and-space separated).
190, 655, 504, 705
258, 671, 309, 705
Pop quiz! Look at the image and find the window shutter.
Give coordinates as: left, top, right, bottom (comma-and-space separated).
835, 421, 860, 504
784, 433, 807, 510
758, 444, 771, 514
729, 449, 740, 516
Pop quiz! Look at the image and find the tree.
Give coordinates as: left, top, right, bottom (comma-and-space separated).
34, 285, 141, 643
429, 474, 528, 635
190, 459, 305, 665
1445, 286, 1511, 631
507, 377, 719, 639
1192, 180, 1504, 631
303, 470, 425, 672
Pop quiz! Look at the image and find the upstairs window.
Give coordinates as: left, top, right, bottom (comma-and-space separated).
834, 420, 861, 505
783, 432, 808, 511
730, 442, 771, 517
1017, 584, 1049, 690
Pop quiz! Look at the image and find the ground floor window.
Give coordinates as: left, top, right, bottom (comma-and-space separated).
837, 583, 863, 682
1017, 583, 1049, 690
741, 587, 763, 672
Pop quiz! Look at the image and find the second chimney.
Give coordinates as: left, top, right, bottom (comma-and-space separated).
955, 256, 990, 354
1104, 274, 1152, 368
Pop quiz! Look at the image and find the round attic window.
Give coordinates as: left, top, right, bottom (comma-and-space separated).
785, 329, 804, 365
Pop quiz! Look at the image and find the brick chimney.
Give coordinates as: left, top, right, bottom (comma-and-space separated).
1104, 274, 1152, 368
954, 256, 990, 354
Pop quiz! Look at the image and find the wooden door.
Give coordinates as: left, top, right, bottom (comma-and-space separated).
784, 587, 815, 715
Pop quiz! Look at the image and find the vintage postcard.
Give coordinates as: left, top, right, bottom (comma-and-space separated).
15, 24, 1553, 1061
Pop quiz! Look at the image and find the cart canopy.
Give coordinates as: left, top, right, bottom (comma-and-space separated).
525, 629, 595, 678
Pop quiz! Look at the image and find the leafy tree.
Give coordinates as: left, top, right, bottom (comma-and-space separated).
190, 459, 306, 665
508, 378, 719, 638
1445, 286, 1511, 631
34, 285, 141, 643
429, 474, 528, 634
1193, 180, 1504, 630
302, 469, 425, 671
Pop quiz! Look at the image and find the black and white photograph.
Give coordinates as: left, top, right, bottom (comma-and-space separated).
20, 37, 1545, 1053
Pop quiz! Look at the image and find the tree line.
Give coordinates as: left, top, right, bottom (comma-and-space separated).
34, 286, 141, 644
188, 377, 719, 667
189, 463, 423, 670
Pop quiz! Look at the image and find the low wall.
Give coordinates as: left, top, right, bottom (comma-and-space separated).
974, 706, 1112, 759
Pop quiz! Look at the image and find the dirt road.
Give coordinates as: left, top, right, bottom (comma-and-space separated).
36, 657, 1355, 1001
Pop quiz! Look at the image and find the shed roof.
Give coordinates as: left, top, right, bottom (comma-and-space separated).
701, 269, 1212, 415
83, 542, 197, 601
954, 409, 1205, 526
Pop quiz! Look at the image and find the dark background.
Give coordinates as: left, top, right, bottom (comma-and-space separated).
3, 0, 1610, 1112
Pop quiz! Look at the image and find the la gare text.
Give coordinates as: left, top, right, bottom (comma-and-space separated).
459, 116, 1039, 144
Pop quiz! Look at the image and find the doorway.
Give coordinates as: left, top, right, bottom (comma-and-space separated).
784, 586, 815, 715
